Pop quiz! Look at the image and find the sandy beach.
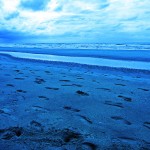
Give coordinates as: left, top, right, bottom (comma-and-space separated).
0, 51, 150, 149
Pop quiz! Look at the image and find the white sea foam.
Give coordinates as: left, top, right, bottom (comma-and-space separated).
0, 51, 150, 70
0, 43, 150, 50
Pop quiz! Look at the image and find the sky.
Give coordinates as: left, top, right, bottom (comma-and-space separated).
0, 0, 150, 43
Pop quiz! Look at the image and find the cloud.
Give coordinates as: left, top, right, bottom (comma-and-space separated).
0, 0, 150, 43
5, 12, 19, 20
20, 0, 50, 11
0, 29, 28, 42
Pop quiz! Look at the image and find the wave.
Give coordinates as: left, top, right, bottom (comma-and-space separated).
0, 43, 150, 50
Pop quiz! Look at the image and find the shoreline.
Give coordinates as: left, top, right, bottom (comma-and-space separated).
0, 51, 150, 71
1, 47, 150, 62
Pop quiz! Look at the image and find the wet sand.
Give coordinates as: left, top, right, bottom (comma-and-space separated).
0, 55, 150, 149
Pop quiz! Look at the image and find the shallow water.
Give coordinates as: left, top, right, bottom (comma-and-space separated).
0, 53, 150, 149
1, 51, 150, 71
1, 45, 150, 62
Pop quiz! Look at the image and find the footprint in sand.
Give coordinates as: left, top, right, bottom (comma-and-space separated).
45, 87, 59, 90
97, 88, 111, 92
138, 88, 149, 92
72, 84, 83, 87
61, 84, 82, 87
14, 77, 25, 80
104, 101, 124, 108
29, 106, 50, 113
136, 76, 141, 78
111, 116, 132, 125
38, 96, 49, 100
14, 69, 20, 73
6, 84, 14, 87
76, 90, 89, 96
143, 122, 150, 130
59, 79, 70, 82
0, 127, 23, 140
61, 84, 73, 87
118, 95, 132, 102
63, 106, 80, 112
117, 136, 137, 143
79, 115, 93, 124
0, 109, 11, 116
30, 120, 44, 132
76, 77, 84, 80
0, 125, 83, 147
16, 90, 27, 93
115, 83, 126, 86
82, 142, 97, 150
45, 71, 51, 73
116, 78, 125, 81
34, 78, 45, 84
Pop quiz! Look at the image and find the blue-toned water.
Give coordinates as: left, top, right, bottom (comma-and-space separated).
0, 43, 150, 62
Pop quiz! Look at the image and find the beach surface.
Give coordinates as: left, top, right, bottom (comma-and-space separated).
0, 47, 150, 149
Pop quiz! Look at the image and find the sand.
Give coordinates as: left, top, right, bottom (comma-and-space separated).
0, 52, 150, 149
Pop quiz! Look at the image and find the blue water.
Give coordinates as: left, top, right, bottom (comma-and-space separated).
0, 43, 150, 62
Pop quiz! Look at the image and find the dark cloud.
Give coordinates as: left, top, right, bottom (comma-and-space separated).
0, 29, 50, 43
0, 0, 149, 43
0, 29, 32, 42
